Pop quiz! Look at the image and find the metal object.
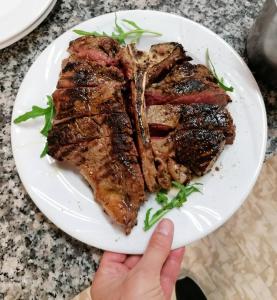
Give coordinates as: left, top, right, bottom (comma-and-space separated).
247, 0, 277, 86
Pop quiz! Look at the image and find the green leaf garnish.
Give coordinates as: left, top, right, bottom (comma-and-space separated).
13, 106, 48, 124
72, 29, 107, 37
40, 96, 55, 137
143, 182, 202, 231
14, 95, 55, 157
74, 15, 162, 45
40, 142, 49, 158
155, 190, 168, 206
206, 49, 234, 92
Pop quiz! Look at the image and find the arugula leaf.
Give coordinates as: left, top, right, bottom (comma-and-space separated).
40, 96, 54, 137
122, 19, 140, 29
144, 182, 202, 231
206, 49, 234, 92
14, 95, 55, 157
155, 190, 168, 206
73, 29, 107, 36
74, 16, 162, 45
40, 142, 49, 158
13, 106, 47, 123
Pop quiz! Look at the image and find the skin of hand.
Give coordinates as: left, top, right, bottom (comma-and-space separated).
91, 219, 185, 300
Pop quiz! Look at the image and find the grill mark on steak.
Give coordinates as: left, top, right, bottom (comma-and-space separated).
173, 79, 206, 94
51, 138, 144, 233
53, 86, 125, 122
58, 56, 124, 88
146, 42, 191, 85
174, 129, 226, 176
48, 113, 132, 148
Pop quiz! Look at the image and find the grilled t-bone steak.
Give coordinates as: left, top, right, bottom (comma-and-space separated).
48, 36, 145, 234
47, 36, 236, 233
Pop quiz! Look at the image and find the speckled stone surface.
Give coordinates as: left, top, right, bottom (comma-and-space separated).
0, 0, 276, 299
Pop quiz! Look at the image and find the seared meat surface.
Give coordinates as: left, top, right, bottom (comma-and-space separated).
147, 103, 235, 144
145, 62, 231, 106
48, 36, 145, 234
51, 137, 144, 232
174, 129, 225, 176
53, 85, 126, 122
148, 103, 235, 179
58, 55, 124, 88
48, 113, 133, 153
47, 37, 236, 233
146, 42, 191, 85
69, 36, 120, 65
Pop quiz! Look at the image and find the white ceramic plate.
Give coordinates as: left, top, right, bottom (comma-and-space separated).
0, 0, 55, 49
11, 10, 267, 254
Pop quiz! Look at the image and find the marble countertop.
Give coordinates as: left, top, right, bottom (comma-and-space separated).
0, 0, 276, 299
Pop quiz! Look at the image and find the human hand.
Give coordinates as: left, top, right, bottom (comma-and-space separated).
91, 219, 185, 300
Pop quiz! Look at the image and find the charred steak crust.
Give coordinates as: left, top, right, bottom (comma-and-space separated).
174, 129, 226, 176
147, 103, 235, 144
147, 103, 235, 179
53, 86, 125, 122
145, 62, 231, 106
48, 36, 146, 234
48, 113, 133, 149
146, 42, 191, 85
58, 56, 124, 88
47, 36, 236, 233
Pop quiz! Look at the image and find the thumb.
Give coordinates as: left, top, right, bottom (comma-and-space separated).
139, 219, 174, 273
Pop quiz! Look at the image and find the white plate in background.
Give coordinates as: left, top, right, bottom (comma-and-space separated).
11, 10, 267, 254
0, 0, 56, 49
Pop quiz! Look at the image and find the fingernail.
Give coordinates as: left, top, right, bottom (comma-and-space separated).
156, 219, 173, 236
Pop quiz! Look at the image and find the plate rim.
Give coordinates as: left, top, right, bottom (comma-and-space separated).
11, 9, 268, 254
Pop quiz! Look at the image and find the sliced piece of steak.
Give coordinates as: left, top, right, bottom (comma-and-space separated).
174, 129, 226, 176
146, 42, 191, 85
147, 103, 235, 144
68, 36, 120, 66
120, 45, 159, 192
145, 62, 231, 106
47, 36, 146, 234
178, 104, 235, 144
58, 55, 124, 88
147, 104, 181, 132
50, 138, 144, 233
53, 85, 125, 122
48, 103, 145, 233
48, 113, 133, 153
